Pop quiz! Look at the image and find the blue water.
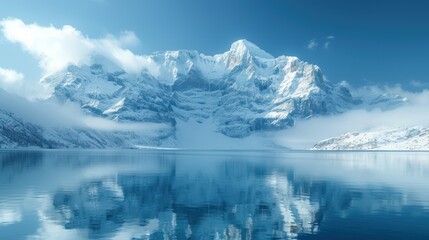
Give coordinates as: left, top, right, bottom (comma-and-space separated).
0, 150, 428, 239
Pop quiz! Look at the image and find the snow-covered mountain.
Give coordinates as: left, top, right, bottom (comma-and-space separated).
0, 39, 408, 149
41, 39, 356, 139
312, 126, 429, 150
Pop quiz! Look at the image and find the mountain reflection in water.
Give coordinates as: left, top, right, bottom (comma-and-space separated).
0, 150, 429, 239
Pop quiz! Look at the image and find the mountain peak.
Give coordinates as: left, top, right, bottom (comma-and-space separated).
229, 39, 274, 59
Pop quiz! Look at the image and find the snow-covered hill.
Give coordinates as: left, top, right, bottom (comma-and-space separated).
312, 126, 429, 150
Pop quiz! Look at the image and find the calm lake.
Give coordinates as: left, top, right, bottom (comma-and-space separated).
0, 150, 428, 239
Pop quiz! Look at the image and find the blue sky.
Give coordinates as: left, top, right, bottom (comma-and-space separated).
0, 0, 429, 90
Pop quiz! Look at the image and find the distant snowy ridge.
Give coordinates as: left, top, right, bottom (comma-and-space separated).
312, 126, 429, 150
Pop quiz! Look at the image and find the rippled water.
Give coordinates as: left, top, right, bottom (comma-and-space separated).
0, 150, 429, 239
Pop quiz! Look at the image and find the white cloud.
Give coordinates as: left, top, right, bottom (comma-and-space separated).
82, 116, 167, 132
0, 67, 23, 84
307, 39, 318, 49
409, 80, 427, 89
324, 35, 335, 49
308, 36, 334, 49
324, 42, 331, 49
0, 87, 169, 134
115, 31, 140, 47
0, 18, 158, 76
0, 67, 24, 92
0, 19, 93, 74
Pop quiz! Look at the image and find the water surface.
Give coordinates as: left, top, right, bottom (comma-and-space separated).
0, 150, 428, 239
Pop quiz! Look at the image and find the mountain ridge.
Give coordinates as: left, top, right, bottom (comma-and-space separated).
0, 40, 407, 149
41, 39, 358, 139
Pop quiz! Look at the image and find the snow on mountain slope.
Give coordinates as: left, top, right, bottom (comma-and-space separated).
0, 109, 171, 149
0, 87, 171, 149
0, 106, 168, 149
41, 39, 359, 139
0, 88, 52, 148
41, 56, 175, 125
312, 126, 429, 150
0, 109, 56, 148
